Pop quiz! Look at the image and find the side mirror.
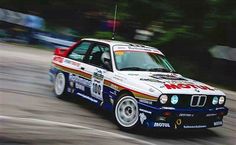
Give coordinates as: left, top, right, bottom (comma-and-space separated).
103, 58, 112, 71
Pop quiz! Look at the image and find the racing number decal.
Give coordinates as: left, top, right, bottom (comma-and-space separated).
91, 70, 104, 101
92, 82, 101, 95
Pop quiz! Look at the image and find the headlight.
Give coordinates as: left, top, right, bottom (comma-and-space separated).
219, 96, 225, 105
171, 95, 179, 105
159, 95, 168, 104
212, 96, 218, 105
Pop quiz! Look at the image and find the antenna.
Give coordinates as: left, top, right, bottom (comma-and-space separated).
112, 3, 118, 40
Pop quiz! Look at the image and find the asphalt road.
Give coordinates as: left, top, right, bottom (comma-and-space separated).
0, 43, 236, 145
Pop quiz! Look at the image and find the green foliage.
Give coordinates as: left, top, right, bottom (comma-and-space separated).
1, 0, 236, 47
1, 0, 235, 90
149, 26, 203, 48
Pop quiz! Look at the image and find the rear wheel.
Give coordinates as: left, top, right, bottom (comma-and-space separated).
114, 94, 139, 130
54, 72, 66, 98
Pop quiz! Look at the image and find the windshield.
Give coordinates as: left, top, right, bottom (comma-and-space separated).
114, 50, 175, 72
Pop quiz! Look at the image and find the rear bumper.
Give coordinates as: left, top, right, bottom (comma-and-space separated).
138, 102, 228, 129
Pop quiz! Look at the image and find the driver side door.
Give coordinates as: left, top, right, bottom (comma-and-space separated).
83, 43, 112, 102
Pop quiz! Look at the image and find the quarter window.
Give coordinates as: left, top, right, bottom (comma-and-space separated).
68, 41, 91, 61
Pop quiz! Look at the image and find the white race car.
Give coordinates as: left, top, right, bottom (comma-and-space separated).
49, 38, 228, 130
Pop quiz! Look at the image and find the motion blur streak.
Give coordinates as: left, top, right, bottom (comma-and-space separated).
0, 115, 155, 145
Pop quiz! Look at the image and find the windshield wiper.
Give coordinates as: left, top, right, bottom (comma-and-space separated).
119, 67, 147, 71
148, 68, 174, 73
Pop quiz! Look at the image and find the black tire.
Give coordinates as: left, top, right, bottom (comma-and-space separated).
114, 93, 140, 131
54, 72, 67, 99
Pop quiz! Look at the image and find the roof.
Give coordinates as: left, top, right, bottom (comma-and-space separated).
82, 38, 163, 55
82, 38, 126, 46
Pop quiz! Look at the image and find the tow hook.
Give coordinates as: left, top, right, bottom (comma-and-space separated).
174, 118, 182, 129
176, 119, 182, 125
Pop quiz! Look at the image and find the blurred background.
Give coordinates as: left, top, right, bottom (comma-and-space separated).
0, 0, 235, 90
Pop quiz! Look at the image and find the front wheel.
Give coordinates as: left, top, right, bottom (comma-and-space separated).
54, 72, 66, 98
114, 94, 139, 130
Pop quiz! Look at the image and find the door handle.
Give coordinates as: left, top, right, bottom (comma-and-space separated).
80, 67, 85, 70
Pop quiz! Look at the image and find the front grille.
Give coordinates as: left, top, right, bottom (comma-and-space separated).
190, 95, 207, 107
157, 94, 224, 108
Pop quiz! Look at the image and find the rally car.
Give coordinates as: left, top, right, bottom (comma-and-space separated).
49, 38, 228, 130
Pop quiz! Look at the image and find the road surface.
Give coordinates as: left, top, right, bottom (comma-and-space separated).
0, 43, 235, 145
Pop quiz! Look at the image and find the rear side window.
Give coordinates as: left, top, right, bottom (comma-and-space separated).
86, 44, 110, 67
68, 41, 91, 61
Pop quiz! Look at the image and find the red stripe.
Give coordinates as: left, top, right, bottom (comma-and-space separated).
105, 80, 156, 100
53, 62, 156, 100
52, 62, 92, 77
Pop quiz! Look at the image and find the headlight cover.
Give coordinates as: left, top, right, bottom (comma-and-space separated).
212, 96, 218, 105
219, 96, 225, 105
171, 95, 179, 105
159, 95, 168, 104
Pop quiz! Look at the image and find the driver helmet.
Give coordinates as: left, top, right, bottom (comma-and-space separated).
101, 52, 110, 63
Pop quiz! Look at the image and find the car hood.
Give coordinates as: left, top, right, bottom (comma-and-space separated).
117, 71, 225, 96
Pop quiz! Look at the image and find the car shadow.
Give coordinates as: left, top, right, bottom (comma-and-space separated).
129, 127, 220, 140
57, 94, 115, 121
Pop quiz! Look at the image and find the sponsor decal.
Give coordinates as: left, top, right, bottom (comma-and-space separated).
139, 113, 147, 124
93, 70, 104, 81
77, 92, 98, 103
109, 90, 117, 96
179, 113, 194, 117
164, 83, 214, 90
69, 73, 91, 88
64, 59, 80, 67
116, 47, 127, 50
161, 107, 175, 110
128, 73, 139, 76
154, 122, 170, 128
216, 107, 225, 110
53, 56, 64, 63
140, 78, 160, 82
129, 46, 161, 53
183, 125, 207, 129
75, 83, 85, 91
139, 108, 152, 114
151, 74, 185, 80
115, 51, 125, 56
113, 76, 124, 82
114, 46, 128, 51
214, 121, 223, 126
139, 99, 153, 105
206, 113, 217, 117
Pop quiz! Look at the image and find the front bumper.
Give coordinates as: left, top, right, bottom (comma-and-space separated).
138, 102, 228, 129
